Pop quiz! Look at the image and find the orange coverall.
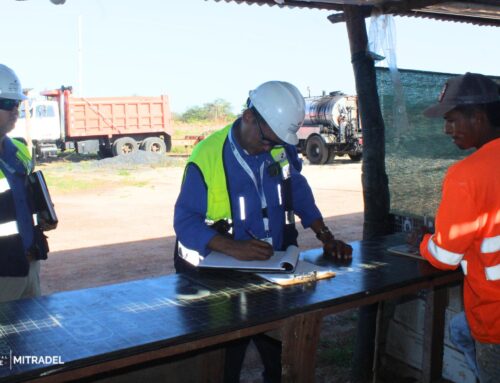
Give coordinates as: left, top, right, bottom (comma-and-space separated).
420, 138, 500, 344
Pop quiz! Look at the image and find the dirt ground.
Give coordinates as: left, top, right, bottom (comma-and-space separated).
39, 155, 364, 383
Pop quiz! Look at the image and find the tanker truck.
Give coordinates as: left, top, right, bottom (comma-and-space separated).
9, 86, 173, 158
297, 92, 362, 164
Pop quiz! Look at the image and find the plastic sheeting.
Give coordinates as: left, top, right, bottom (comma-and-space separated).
368, 10, 410, 143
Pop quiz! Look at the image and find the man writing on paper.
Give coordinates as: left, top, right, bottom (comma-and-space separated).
420, 73, 500, 382
173, 80, 352, 382
0, 64, 53, 303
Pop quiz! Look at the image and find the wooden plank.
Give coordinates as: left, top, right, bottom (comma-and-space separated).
199, 347, 225, 383
281, 310, 323, 383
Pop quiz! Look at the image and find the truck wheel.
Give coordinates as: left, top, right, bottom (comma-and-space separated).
141, 137, 166, 154
112, 137, 138, 156
305, 135, 329, 165
348, 153, 362, 162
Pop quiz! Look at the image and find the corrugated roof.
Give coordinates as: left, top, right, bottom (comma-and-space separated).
209, 1, 500, 27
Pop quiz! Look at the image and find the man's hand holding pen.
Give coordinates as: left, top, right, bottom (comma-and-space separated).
208, 232, 273, 261
237, 229, 273, 261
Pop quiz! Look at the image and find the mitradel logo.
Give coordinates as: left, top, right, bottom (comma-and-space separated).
0, 350, 64, 370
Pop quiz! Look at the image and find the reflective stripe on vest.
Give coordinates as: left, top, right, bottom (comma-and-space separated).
177, 240, 203, 266
481, 235, 500, 253
485, 264, 500, 281
0, 177, 9, 193
427, 235, 463, 266
0, 220, 18, 236
239, 196, 246, 221
461, 260, 468, 275
0, 216, 37, 238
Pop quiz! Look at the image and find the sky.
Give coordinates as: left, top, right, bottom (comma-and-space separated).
1, 0, 499, 114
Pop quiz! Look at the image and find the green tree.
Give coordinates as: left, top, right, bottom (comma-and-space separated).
180, 99, 236, 123
181, 105, 207, 123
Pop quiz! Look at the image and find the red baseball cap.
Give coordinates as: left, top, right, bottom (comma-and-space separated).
423, 72, 500, 118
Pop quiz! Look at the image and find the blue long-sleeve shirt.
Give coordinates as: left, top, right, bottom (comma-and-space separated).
174, 124, 322, 256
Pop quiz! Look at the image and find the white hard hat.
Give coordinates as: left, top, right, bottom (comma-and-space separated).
0, 64, 27, 101
249, 81, 305, 145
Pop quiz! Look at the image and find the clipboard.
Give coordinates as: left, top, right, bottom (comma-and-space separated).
29, 170, 58, 229
199, 245, 300, 273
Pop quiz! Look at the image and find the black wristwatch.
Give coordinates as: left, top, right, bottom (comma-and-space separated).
316, 226, 334, 242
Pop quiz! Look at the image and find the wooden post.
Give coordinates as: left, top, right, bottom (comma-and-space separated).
343, 5, 391, 240
422, 287, 447, 383
281, 311, 323, 382
343, 5, 390, 382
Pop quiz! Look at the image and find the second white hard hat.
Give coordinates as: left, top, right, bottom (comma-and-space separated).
0, 64, 27, 101
248, 81, 305, 145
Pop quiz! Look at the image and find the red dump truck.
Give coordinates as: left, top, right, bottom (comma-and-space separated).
10, 86, 173, 157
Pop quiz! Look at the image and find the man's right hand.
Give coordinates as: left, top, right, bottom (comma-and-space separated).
208, 235, 273, 261
230, 239, 273, 261
406, 225, 430, 247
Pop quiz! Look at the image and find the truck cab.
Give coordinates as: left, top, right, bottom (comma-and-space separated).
10, 100, 61, 143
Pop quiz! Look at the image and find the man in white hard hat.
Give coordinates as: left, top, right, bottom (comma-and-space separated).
173, 80, 352, 382
0, 64, 52, 302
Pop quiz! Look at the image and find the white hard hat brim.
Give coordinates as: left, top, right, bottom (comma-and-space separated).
282, 131, 299, 145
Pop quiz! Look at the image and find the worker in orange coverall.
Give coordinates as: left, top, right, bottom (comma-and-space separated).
420, 72, 500, 383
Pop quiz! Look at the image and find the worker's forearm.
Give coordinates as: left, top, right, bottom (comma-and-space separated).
309, 218, 328, 236
207, 234, 273, 261
207, 234, 239, 255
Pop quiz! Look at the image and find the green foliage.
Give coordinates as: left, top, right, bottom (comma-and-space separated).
180, 99, 236, 123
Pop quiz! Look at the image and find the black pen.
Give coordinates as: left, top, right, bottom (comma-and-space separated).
245, 229, 259, 240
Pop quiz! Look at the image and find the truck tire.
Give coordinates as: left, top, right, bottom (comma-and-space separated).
141, 137, 166, 154
305, 135, 329, 165
348, 140, 363, 162
112, 137, 138, 156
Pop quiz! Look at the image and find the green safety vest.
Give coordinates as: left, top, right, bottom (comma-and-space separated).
0, 138, 33, 179
187, 124, 290, 223
0, 138, 44, 277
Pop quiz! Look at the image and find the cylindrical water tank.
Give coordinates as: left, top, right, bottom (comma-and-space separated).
303, 93, 353, 128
